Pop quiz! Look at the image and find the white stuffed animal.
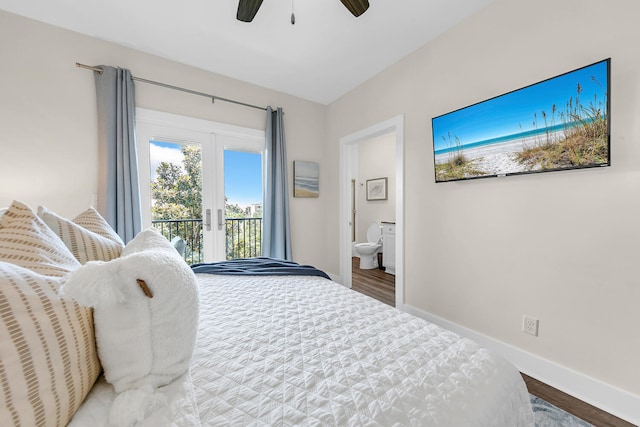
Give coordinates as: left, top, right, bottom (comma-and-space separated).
60, 232, 199, 427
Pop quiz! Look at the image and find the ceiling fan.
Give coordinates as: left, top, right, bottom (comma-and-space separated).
236, 0, 370, 23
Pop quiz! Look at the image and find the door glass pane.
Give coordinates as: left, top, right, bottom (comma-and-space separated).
224, 150, 262, 259
149, 140, 203, 264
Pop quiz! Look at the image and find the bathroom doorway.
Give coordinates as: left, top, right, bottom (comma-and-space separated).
351, 133, 396, 306
339, 116, 404, 310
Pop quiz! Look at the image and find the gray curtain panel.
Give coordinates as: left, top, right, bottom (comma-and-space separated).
262, 106, 292, 260
93, 66, 142, 243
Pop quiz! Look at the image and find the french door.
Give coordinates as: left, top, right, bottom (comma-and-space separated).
135, 109, 265, 263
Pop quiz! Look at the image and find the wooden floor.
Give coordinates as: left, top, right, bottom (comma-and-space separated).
350, 259, 633, 427
351, 257, 395, 307
523, 374, 634, 427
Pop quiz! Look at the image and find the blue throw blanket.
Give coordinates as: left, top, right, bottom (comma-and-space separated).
191, 257, 331, 280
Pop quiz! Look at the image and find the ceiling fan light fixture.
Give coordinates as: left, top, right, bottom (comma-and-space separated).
339, 0, 370, 17
291, 0, 295, 25
237, 0, 368, 24
236, 0, 264, 22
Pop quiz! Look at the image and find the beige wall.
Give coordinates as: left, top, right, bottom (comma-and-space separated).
0, 10, 327, 269
356, 133, 395, 243
2, 0, 640, 412
327, 0, 640, 398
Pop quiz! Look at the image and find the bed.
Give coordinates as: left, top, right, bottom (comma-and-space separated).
71, 271, 533, 426
1, 202, 534, 426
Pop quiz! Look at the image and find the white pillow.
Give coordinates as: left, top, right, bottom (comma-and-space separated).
38, 206, 124, 264
120, 227, 179, 258
60, 232, 199, 425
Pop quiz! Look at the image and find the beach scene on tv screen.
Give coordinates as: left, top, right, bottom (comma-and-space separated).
432, 60, 609, 182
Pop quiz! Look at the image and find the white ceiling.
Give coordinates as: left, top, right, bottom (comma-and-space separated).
0, 0, 495, 104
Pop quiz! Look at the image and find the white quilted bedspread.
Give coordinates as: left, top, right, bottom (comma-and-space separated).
71, 274, 534, 426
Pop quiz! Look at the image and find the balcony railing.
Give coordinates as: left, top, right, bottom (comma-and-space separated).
151, 217, 262, 264
225, 217, 262, 259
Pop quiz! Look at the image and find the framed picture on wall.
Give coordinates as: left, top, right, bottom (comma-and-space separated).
431, 58, 610, 182
366, 177, 387, 201
293, 161, 319, 198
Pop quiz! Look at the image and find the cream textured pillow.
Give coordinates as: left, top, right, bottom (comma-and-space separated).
72, 207, 124, 245
0, 201, 80, 276
60, 228, 199, 426
121, 227, 182, 258
0, 263, 100, 427
38, 206, 123, 264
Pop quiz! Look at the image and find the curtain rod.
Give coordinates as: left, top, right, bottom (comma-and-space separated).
75, 62, 267, 112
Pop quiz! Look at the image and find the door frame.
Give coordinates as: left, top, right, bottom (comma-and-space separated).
339, 115, 405, 310
135, 108, 265, 261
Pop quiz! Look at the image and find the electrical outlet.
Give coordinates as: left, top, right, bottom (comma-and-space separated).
523, 315, 539, 336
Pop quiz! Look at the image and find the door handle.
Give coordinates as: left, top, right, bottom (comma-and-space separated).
205, 209, 212, 231
217, 209, 224, 230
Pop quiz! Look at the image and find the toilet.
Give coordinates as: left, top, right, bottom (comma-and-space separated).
355, 222, 383, 269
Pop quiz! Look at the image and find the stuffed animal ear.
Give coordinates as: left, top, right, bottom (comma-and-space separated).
60, 260, 127, 308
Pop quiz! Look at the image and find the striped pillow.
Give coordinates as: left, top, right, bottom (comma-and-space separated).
38, 206, 124, 264
0, 262, 100, 427
0, 201, 80, 277
72, 207, 123, 246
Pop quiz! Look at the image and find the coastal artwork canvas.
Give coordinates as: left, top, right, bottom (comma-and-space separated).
294, 161, 319, 197
432, 59, 610, 182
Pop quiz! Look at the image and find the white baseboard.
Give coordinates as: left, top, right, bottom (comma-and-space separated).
403, 304, 640, 426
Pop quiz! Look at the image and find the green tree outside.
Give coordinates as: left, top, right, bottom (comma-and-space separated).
150, 144, 262, 261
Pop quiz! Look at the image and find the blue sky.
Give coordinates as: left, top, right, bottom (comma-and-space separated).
432, 60, 609, 151
224, 150, 262, 206
149, 142, 262, 207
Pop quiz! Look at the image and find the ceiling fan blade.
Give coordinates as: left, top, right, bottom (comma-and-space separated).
339, 0, 369, 17
237, 0, 264, 22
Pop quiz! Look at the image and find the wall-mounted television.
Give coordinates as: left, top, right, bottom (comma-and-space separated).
431, 58, 610, 183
